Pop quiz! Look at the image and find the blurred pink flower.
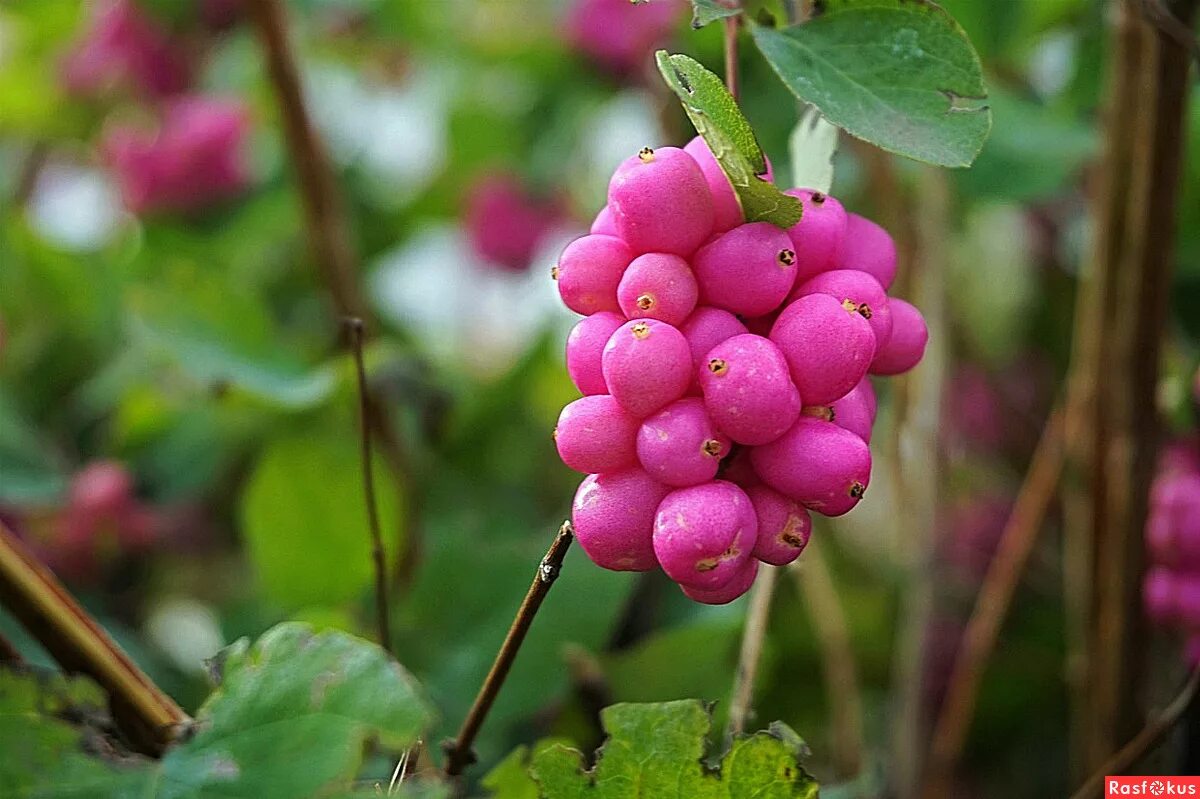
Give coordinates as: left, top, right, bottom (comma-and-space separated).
463, 173, 566, 272
103, 96, 251, 214
564, 0, 684, 76
62, 0, 190, 99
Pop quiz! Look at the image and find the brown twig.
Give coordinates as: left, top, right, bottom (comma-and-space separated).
0, 522, 188, 754
724, 15, 740, 101
726, 564, 778, 737
1135, 0, 1200, 69
442, 522, 575, 777
923, 407, 1067, 796
791, 539, 865, 779
346, 317, 393, 657
1069, 663, 1200, 799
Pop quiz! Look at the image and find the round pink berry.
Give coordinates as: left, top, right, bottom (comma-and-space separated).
699, 334, 801, 445
608, 146, 714, 256
566, 311, 625, 396
751, 416, 872, 517
681, 558, 759, 605
683, 136, 772, 233
572, 469, 669, 571
555, 395, 640, 474
839, 213, 896, 290
870, 299, 928, 376
693, 222, 798, 317
817, 377, 876, 443
617, 252, 699, 326
783, 189, 847, 282
590, 205, 618, 236
555, 234, 633, 315
770, 293, 877, 406
747, 484, 811, 566
601, 319, 692, 418
653, 480, 756, 590
1145, 567, 1176, 623
679, 307, 748, 392
636, 398, 731, 487
792, 269, 893, 351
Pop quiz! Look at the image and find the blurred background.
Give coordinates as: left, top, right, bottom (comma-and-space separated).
0, 0, 1198, 796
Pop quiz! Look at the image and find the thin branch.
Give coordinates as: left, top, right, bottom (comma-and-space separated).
1134, 0, 1200, 69
1069, 663, 1200, 799
726, 564, 778, 737
346, 317, 393, 657
724, 15, 740, 101
923, 407, 1066, 797
0, 521, 188, 754
442, 521, 575, 778
791, 539, 865, 779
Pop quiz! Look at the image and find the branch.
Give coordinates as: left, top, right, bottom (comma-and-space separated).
1069, 663, 1200, 799
1134, 0, 1200, 70
726, 564, 778, 737
0, 522, 188, 754
791, 539, 865, 778
442, 521, 575, 777
923, 407, 1066, 796
346, 317, 393, 657
724, 11, 740, 100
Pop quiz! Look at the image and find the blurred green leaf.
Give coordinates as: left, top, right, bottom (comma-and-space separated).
0, 391, 67, 505
528, 700, 819, 797
484, 741, 572, 799
691, 0, 741, 29
655, 52, 802, 228
751, 1, 991, 168
241, 430, 403, 607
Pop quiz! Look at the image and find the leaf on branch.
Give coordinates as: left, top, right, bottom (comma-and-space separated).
0, 624, 436, 798
655, 52, 803, 229
691, 0, 741, 28
750, 0, 991, 168
488, 700, 818, 798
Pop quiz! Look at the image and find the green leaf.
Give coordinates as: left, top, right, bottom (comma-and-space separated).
528, 700, 818, 797
691, 0, 741, 28
655, 52, 803, 229
0, 624, 435, 798
241, 431, 404, 608
787, 105, 840, 193
750, 1, 991, 168
0, 391, 67, 505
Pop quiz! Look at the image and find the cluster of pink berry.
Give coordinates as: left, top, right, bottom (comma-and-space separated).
553, 139, 928, 604
1144, 437, 1200, 658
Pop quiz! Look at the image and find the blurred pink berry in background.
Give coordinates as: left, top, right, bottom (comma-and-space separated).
62, 0, 190, 99
103, 95, 251, 214
940, 493, 1012, 580
564, 0, 684, 75
463, 173, 567, 272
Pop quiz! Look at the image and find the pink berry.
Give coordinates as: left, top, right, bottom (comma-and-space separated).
693, 222, 797, 316
572, 469, 669, 571
1145, 567, 1176, 623
62, 0, 190, 99
591, 205, 618, 236
783, 189, 847, 282
465, 173, 564, 272
681, 558, 759, 605
601, 319, 692, 417
699, 334, 801, 445
792, 269, 893, 351
563, 0, 681, 75
617, 253, 698, 325
808, 376, 875, 443
751, 417, 872, 516
608, 146, 714, 256
682, 136, 773, 233
770, 293, 876, 406
555, 234, 633, 316
870, 299, 928, 376
555, 395, 640, 474
747, 485, 811, 566
653, 480, 756, 590
1177, 577, 1200, 629
839, 213, 897, 290
70, 461, 134, 519
679, 307, 748, 392
566, 311, 625, 395
636, 398, 730, 487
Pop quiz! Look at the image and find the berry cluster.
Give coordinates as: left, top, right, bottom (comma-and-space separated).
1143, 437, 1200, 656
553, 139, 928, 604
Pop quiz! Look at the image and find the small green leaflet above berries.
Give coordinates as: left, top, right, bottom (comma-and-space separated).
690, 0, 741, 29
750, 0, 991, 168
655, 51, 803, 230
487, 699, 819, 798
